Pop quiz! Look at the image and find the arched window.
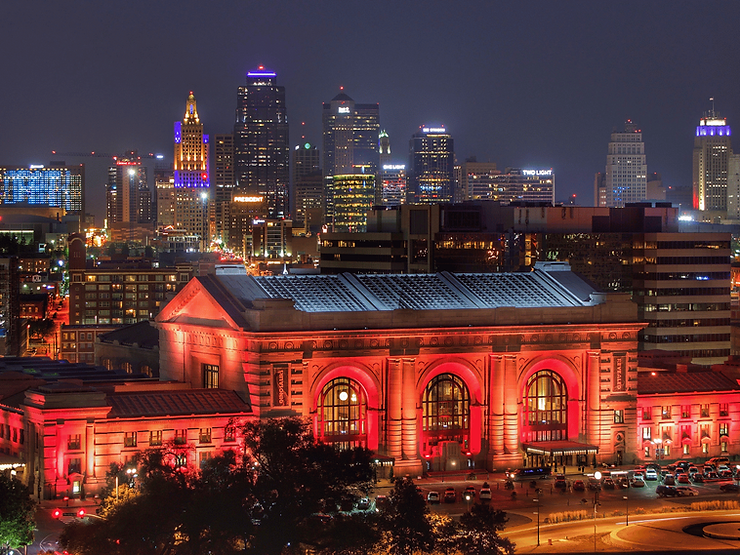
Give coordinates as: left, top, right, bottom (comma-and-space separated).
422, 373, 470, 451
522, 370, 568, 442
318, 377, 367, 449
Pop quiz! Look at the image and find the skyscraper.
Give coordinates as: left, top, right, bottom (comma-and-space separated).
693, 105, 733, 213
106, 152, 149, 227
0, 163, 84, 216
173, 92, 210, 249
379, 130, 391, 167
408, 126, 454, 204
213, 134, 235, 244
322, 91, 380, 222
234, 67, 289, 219
604, 120, 647, 208
292, 142, 322, 230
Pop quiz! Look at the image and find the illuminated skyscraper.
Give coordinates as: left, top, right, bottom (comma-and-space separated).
292, 142, 322, 229
379, 165, 406, 206
409, 126, 454, 204
173, 92, 210, 249
379, 130, 391, 167
693, 105, 733, 212
322, 91, 380, 222
0, 163, 84, 216
331, 172, 375, 232
106, 152, 150, 227
234, 67, 289, 219
604, 120, 647, 208
213, 134, 235, 243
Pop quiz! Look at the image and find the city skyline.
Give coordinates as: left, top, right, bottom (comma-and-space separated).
2, 1, 740, 222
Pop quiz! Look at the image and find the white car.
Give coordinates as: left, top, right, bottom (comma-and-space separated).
644, 469, 658, 481
676, 486, 699, 496
479, 484, 492, 501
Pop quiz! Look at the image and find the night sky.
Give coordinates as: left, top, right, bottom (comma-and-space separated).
3, 0, 740, 222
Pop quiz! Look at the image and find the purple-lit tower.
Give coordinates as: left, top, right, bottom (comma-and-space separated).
173, 92, 211, 250
693, 103, 732, 212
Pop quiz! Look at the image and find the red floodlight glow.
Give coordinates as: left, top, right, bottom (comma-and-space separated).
52, 508, 62, 518
77, 508, 86, 518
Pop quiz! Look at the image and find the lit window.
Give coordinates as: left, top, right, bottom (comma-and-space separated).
700, 405, 710, 418
67, 434, 81, 450
124, 432, 137, 448
199, 428, 212, 444
203, 363, 219, 389
642, 427, 652, 440
174, 429, 187, 445
149, 430, 163, 446
613, 410, 624, 424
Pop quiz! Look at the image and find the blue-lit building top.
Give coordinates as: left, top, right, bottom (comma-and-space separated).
173, 93, 209, 188
0, 165, 84, 213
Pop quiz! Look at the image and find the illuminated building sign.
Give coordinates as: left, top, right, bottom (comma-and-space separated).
521, 169, 553, 176
337, 106, 350, 114
247, 71, 277, 78
233, 196, 265, 203
613, 353, 626, 392
273, 365, 288, 406
383, 165, 406, 171
422, 127, 446, 133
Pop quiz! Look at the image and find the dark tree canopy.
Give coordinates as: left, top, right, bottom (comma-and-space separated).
0, 474, 36, 553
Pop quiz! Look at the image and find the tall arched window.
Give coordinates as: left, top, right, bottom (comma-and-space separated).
422, 373, 470, 451
522, 370, 568, 442
318, 377, 367, 449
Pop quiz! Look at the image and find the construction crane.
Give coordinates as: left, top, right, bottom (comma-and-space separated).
51, 150, 165, 160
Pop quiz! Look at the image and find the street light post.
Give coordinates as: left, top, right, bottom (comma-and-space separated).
533, 497, 540, 546
623, 494, 629, 526
593, 471, 601, 551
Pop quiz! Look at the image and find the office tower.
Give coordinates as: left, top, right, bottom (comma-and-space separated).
488, 168, 555, 205
233, 67, 289, 219
331, 172, 375, 232
604, 120, 647, 208
379, 130, 391, 167
408, 126, 454, 204
292, 142, 322, 230
322, 91, 380, 222
0, 163, 84, 216
105, 152, 150, 227
594, 172, 607, 207
173, 92, 210, 250
728, 154, 740, 219
693, 106, 733, 212
458, 159, 498, 201
154, 164, 175, 228
213, 134, 235, 243
379, 164, 406, 206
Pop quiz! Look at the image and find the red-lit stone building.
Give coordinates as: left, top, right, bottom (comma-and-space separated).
154, 263, 643, 476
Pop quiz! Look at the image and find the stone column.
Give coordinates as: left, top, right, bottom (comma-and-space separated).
587, 350, 601, 446
386, 358, 403, 460
490, 354, 505, 456
503, 354, 519, 454
401, 358, 418, 459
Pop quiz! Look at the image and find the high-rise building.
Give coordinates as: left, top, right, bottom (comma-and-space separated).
378, 164, 406, 206
0, 163, 84, 216
292, 142, 322, 230
233, 67, 289, 219
213, 134, 235, 244
154, 164, 175, 228
379, 130, 391, 168
173, 92, 210, 250
728, 154, 740, 219
330, 172, 375, 232
488, 168, 555, 205
105, 153, 150, 227
322, 91, 380, 222
408, 126, 454, 204
693, 106, 733, 213
604, 120, 647, 208
458, 160, 498, 201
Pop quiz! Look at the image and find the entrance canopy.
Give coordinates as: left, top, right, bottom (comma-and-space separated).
0, 453, 25, 471
523, 440, 599, 456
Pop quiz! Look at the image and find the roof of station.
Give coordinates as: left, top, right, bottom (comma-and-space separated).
213, 262, 600, 314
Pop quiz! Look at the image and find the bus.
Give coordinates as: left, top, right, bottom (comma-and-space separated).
507, 467, 552, 481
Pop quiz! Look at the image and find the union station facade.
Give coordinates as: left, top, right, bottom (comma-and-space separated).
154, 264, 644, 476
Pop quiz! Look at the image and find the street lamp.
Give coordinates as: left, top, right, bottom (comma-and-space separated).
533, 497, 540, 546
464, 491, 472, 513
623, 494, 629, 526
593, 471, 601, 551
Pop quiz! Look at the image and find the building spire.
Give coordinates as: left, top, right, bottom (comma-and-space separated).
184, 91, 199, 123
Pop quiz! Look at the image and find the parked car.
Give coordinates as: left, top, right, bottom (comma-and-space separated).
463, 486, 477, 500
573, 480, 586, 491
691, 473, 705, 483
554, 476, 567, 490
357, 497, 370, 510
427, 491, 440, 504
677, 473, 690, 484
479, 483, 492, 501
688, 466, 699, 476
602, 477, 615, 489
656, 485, 678, 497
676, 486, 699, 496
375, 495, 390, 512
444, 487, 456, 503
663, 474, 676, 486
644, 468, 658, 481
719, 483, 740, 493
630, 477, 645, 487
704, 472, 721, 481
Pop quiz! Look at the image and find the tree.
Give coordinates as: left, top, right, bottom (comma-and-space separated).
0, 474, 36, 555
455, 503, 514, 555
381, 476, 434, 555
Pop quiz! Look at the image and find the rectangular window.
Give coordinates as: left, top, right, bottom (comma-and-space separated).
199, 428, 212, 444
613, 410, 624, 424
661, 406, 671, 420
199, 451, 213, 468
642, 407, 652, 421
720, 423, 729, 436
203, 363, 219, 389
174, 429, 187, 445
720, 404, 729, 417
67, 434, 81, 450
701, 405, 710, 418
68, 458, 81, 475
701, 424, 710, 439
702, 442, 709, 454
683, 443, 690, 455
149, 430, 163, 446
224, 426, 236, 443
642, 427, 652, 440
124, 432, 137, 448
663, 444, 671, 457
681, 405, 690, 418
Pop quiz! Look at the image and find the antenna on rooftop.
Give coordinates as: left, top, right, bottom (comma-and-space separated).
709, 97, 716, 118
